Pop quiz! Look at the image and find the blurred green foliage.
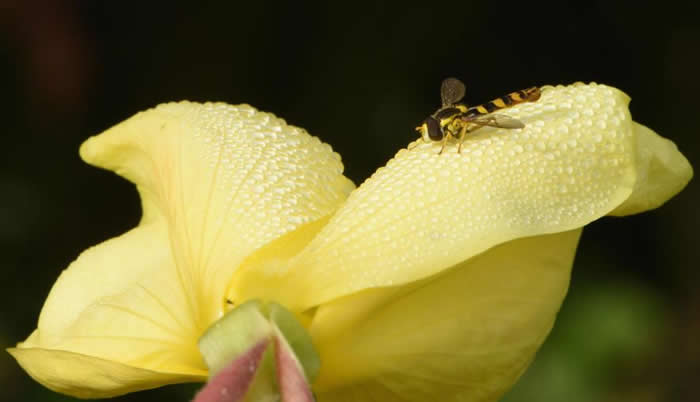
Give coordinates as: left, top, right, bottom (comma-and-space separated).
504, 280, 667, 402
1, 1, 697, 401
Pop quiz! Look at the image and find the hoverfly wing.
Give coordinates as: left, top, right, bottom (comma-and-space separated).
466, 114, 525, 129
440, 77, 466, 107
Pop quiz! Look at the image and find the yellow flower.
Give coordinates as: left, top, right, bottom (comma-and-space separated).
8, 83, 692, 401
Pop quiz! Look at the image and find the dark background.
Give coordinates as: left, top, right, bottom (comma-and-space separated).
1, 1, 698, 401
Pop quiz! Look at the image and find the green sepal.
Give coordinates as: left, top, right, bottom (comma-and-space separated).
267, 302, 321, 382
198, 300, 272, 375
198, 300, 320, 381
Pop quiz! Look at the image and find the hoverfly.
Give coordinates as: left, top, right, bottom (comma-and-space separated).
414, 78, 541, 154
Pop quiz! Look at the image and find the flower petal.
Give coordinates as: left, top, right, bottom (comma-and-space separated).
8, 346, 198, 399
13, 218, 207, 397
611, 122, 693, 215
80, 102, 354, 326
15, 103, 354, 397
233, 83, 688, 309
311, 229, 581, 402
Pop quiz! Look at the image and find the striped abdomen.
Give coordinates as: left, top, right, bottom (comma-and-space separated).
462, 87, 541, 118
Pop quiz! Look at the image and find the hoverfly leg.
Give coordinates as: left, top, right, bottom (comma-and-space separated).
438, 136, 448, 155
457, 123, 469, 154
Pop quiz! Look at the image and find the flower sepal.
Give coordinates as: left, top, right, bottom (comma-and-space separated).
195, 300, 318, 402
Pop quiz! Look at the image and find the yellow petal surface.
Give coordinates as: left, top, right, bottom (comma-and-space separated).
8, 346, 195, 399
234, 83, 690, 309
313, 229, 581, 402
14, 103, 354, 397
80, 102, 354, 326
611, 122, 693, 215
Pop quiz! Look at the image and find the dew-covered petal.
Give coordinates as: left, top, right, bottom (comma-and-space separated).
311, 230, 581, 402
232, 83, 685, 309
79, 102, 354, 330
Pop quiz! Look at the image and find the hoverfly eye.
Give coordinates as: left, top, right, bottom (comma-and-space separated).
426, 117, 443, 141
